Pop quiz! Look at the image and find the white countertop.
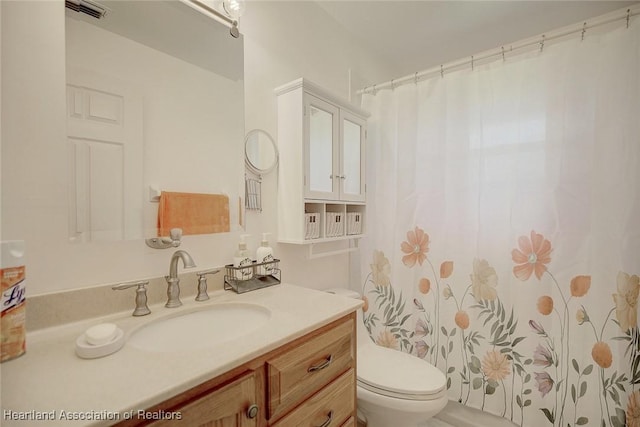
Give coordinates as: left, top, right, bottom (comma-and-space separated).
1, 284, 361, 426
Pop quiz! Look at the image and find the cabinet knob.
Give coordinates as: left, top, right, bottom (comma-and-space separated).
246, 404, 259, 419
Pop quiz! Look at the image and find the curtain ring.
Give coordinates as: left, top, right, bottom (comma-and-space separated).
390, 79, 395, 90
540, 35, 545, 52
471, 55, 474, 71
627, 9, 631, 29
414, 72, 418, 85
373, 84, 377, 95
501, 46, 505, 62
581, 22, 587, 41
440, 65, 444, 78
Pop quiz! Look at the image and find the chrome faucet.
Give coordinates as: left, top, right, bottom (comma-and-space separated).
165, 250, 196, 308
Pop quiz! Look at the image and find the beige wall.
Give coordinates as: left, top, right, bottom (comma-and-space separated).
1, 1, 242, 294
240, 2, 394, 291
1, 1, 391, 296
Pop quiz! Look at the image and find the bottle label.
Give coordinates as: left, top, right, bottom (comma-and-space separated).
261, 254, 274, 273
236, 257, 253, 280
1, 266, 26, 362
2, 280, 26, 313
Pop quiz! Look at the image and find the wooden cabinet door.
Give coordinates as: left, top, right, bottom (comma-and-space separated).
150, 371, 260, 427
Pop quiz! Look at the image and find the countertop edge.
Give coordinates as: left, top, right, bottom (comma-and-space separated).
1, 284, 362, 427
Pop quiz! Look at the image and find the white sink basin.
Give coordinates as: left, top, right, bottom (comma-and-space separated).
127, 303, 271, 353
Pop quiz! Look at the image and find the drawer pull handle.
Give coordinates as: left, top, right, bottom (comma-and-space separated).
246, 404, 259, 419
317, 410, 333, 427
308, 355, 333, 372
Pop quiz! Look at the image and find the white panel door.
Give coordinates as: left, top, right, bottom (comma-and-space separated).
67, 68, 143, 242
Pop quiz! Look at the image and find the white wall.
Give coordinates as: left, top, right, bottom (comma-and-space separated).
1, 1, 69, 290
0, 0, 392, 296
240, 1, 394, 291
1, 1, 244, 296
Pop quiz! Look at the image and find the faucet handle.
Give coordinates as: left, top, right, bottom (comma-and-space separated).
195, 268, 220, 301
197, 268, 220, 276
113, 280, 151, 316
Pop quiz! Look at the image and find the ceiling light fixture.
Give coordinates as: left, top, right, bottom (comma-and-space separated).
222, 0, 245, 38
222, 0, 245, 20
188, 0, 244, 39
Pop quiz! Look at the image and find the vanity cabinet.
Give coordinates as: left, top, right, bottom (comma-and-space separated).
117, 314, 356, 427
276, 78, 368, 244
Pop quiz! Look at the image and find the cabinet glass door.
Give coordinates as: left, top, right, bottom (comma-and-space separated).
340, 112, 366, 201
306, 95, 339, 199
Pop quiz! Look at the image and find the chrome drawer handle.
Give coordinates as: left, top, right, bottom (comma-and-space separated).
317, 410, 333, 427
246, 404, 259, 419
308, 355, 333, 372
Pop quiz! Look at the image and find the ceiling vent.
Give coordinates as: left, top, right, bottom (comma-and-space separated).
65, 0, 108, 19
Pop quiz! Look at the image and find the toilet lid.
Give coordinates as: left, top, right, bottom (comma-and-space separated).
357, 343, 446, 400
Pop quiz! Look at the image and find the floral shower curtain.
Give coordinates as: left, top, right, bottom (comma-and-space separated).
360, 18, 639, 427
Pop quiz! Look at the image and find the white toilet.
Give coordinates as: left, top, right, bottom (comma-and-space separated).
327, 289, 448, 427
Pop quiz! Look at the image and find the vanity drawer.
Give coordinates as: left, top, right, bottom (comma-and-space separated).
341, 416, 356, 427
267, 317, 355, 420
270, 369, 355, 427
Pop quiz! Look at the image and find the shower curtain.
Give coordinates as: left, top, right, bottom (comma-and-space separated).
360, 18, 639, 427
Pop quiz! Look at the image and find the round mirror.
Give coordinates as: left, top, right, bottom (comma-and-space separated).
245, 129, 278, 175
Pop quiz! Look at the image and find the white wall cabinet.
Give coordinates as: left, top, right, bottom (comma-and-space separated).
276, 79, 368, 244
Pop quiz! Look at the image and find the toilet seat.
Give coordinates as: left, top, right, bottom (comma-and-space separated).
357, 343, 446, 401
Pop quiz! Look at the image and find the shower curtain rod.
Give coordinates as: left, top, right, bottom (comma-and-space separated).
358, 6, 639, 95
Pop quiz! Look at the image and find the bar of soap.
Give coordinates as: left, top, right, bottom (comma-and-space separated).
84, 323, 118, 346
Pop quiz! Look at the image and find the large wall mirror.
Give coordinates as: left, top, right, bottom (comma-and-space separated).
65, 0, 245, 242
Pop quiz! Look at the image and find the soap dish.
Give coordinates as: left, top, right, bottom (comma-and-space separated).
75, 324, 125, 359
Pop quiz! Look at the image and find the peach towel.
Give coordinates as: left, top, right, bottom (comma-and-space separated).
158, 191, 230, 236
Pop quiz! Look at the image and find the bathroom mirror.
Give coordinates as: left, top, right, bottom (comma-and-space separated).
245, 129, 279, 175
65, 0, 244, 242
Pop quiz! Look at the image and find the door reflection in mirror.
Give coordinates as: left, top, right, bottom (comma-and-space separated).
65, 0, 244, 242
